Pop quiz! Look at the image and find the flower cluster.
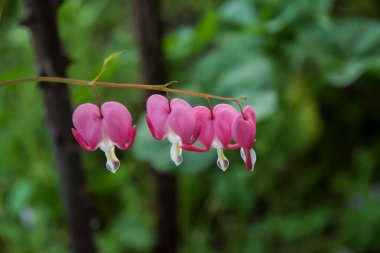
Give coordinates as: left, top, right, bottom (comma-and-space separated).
72, 95, 256, 173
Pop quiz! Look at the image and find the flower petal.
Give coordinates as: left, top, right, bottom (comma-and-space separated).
243, 105, 256, 124
121, 125, 137, 149
146, 94, 170, 139
72, 129, 97, 151
216, 147, 229, 171
213, 104, 238, 147
72, 103, 102, 150
181, 144, 209, 152
146, 115, 160, 140
232, 115, 256, 148
104, 146, 120, 173
240, 148, 256, 171
101, 102, 132, 149
168, 98, 196, 144
170, 140, 183, 166
193, 106, 213, 149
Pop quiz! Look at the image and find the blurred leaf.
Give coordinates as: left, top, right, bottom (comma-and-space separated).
165, 27, 195, 60
0, 0, 20, 31
207, 54, 277, 120
101, 213, 155, 251
165, 11, 218, 60
299, 18, 380, 86
189, 24, 278, 119
7, 180, 33, 215
193, 11, 218, 52
219, 0, 256, 25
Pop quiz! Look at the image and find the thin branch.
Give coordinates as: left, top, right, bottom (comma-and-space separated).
0, 76, 246, 102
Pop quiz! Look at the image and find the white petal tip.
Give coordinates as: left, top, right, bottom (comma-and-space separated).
216, 148, 229, 171
170, 141, 183, 166
217, 158, 229, 171
241, 148, 256, 172
103, 146, 120, 173
106, 160, 120, 173
173, 156, 183, 166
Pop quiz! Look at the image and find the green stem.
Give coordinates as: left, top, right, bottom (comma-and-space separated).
0, 76, 246, 102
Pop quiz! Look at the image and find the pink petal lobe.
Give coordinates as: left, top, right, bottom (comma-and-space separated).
188, 124, 201, 145
193, 106, 213, 149
226, 143, 241, 150
146, 94, 170, 139
146, 115, 162, 140
72, 103, 102, 149
168, 98, 196, 144
232, 115, 256, 148
121, 125, 137, 149
243, 105, 256, 124
213, 104, 238, 147
101, 102, 132, 148
181, 144, 209, 152
72, 129, 97, 151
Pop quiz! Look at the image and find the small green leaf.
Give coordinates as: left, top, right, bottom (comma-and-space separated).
103, 50, 127, 68
91, 50, 127, 84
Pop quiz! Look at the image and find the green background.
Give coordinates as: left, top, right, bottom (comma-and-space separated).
1, 0, 380, 252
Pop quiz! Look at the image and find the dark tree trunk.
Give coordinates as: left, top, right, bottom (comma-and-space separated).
21, 0, 96, 252
131, 1, 178, 253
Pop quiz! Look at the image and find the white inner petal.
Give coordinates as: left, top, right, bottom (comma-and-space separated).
216, 147, 229, 171
240, 147, 246, 162
211, 139, 223, 149
168, 132, 183, 166
240, 147, 257, 171
99, 136, 120, 173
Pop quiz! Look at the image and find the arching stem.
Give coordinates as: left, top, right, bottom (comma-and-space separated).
0, 76, 245, 102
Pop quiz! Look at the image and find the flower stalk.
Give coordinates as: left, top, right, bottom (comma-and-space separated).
0, 76, 247, 103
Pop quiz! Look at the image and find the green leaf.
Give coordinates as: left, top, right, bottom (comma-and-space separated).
219, 0, 256, 25
165, 27, 195, 60
298, 18, 380, 86
91, 50, 127, 84
193, 11, 218, 52
190, 32, 276, 120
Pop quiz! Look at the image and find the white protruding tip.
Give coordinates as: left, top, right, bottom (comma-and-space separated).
240, 147, 256, 171
170, 141, 183, 166
216, 148, 229, 171
105, 146, 120, 173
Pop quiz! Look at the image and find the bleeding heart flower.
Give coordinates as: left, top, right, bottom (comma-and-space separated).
146, 94, 199, 166
232, 105, 257, 171
182, 104, 239, 171
72, 102, 136, 173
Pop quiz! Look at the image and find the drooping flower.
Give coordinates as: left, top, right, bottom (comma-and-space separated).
232, 105, 256, 171
182, 104, 239, 171
146, 94, 199, 166
72, 102, 136, 173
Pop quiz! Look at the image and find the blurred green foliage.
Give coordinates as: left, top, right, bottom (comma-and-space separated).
1, 0, 380, 252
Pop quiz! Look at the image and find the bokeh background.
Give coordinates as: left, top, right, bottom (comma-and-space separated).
1, 0, 380, 252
